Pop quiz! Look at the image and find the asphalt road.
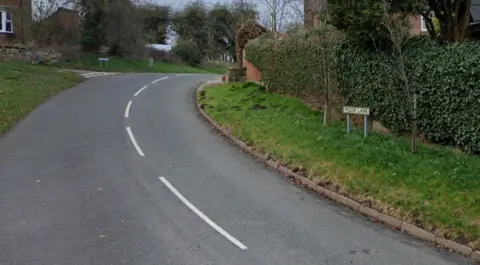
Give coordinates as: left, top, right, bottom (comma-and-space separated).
0, 73, 472, 265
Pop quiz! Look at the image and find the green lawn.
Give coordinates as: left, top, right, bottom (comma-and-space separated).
62, 56, 212, 74
201, 60, 233, 75
0, 61, 81, 135
198, 82, 480, 247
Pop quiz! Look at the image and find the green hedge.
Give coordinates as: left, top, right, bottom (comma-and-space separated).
335, 37, 480, 153
245, 29, 337, 96
246, 34, 480, 154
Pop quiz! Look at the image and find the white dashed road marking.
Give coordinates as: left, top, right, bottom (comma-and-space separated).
124, 77, 170, 155
152, 77, 168, 84
124, 101, 132, 118
126, 127, 145, 157
134, 86, 148, 97
158, 176, 248, 250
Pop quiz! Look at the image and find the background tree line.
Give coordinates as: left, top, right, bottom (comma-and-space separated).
32, 0, 260, 66
170, 0, 257, 66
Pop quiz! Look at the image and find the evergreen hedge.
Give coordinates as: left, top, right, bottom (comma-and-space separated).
245, 29, 338, 96
245, 35, 480, 154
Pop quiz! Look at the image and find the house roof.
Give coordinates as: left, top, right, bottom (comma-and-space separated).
44, 7, 75, 18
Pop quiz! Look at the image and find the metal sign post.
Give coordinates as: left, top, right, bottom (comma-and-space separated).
98, 58, 109, 67
343, 106, 370, 137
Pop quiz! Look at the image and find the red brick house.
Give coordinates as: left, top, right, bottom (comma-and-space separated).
0, 0, 32, 44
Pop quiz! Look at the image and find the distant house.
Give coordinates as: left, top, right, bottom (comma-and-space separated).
0, 0, 32, 44
410, 1, 480, 35
33, 7, 80, 45
303, 0, 480, 36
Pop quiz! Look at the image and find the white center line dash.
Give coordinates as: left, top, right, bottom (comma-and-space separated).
124, 101, 132, 118
158, 176, 248, 250
134, 86, 148, 97
152, 77, 168, 84
126, 127, 145, 156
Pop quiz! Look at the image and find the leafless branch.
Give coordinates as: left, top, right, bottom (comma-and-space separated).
379, 0, 418, 153
257, 0, 294, 34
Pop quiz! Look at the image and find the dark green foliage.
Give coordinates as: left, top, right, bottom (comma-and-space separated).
328, 0, 474, 43
246, 32, 480, 153
207, 4, 235, 59
335, 37, 480, 153
171, 1, 209, 58
172, 0, 257, 62
79, 0, 106, 52
245, 27, 338, 96
328, 0, 384, 47
327, 0, 413, 49
140, 5, 170, 44
172, 38, 203, 67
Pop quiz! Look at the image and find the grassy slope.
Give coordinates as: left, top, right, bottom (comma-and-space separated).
63, 56, 212, 74
198, 82, 480, 246
0, 61, 81, 135
201, 60, 233, 74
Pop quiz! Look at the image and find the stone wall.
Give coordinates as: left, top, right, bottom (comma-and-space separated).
0, 45, 62, 64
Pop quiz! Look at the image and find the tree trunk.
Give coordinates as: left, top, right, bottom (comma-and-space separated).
411, 93, 417, 154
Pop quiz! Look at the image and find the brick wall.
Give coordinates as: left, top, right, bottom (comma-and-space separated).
0, 0, 32, 44
243, 50, 261, 82
409, 14, 423, 35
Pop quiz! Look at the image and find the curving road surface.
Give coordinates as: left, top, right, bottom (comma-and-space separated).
0, 73, 472, 265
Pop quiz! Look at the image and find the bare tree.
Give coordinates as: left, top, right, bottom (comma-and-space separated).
286, 0, 303, 22
32, 0, 76, 21
312, 11, 337, 126
379, 1, 418, 153
303, 0, 327, 28
257, 0, 293, 36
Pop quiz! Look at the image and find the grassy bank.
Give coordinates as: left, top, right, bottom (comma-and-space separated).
62, 56, 212, 74
198, 82, 480, 247
0, 61, 81, 135
201, 60, 233, 74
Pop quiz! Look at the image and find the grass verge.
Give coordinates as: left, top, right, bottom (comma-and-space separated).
198, 82, 480, 247
0, 61, 82, 135
200, 60, 233, 75
62, 56, 212, 74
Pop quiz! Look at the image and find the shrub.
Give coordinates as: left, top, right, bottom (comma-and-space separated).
335, 37, 480, 153
328, 0, 413, 49
172, 38, 202, 67
245, 27, 340, 97
246, 30, 480, 153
